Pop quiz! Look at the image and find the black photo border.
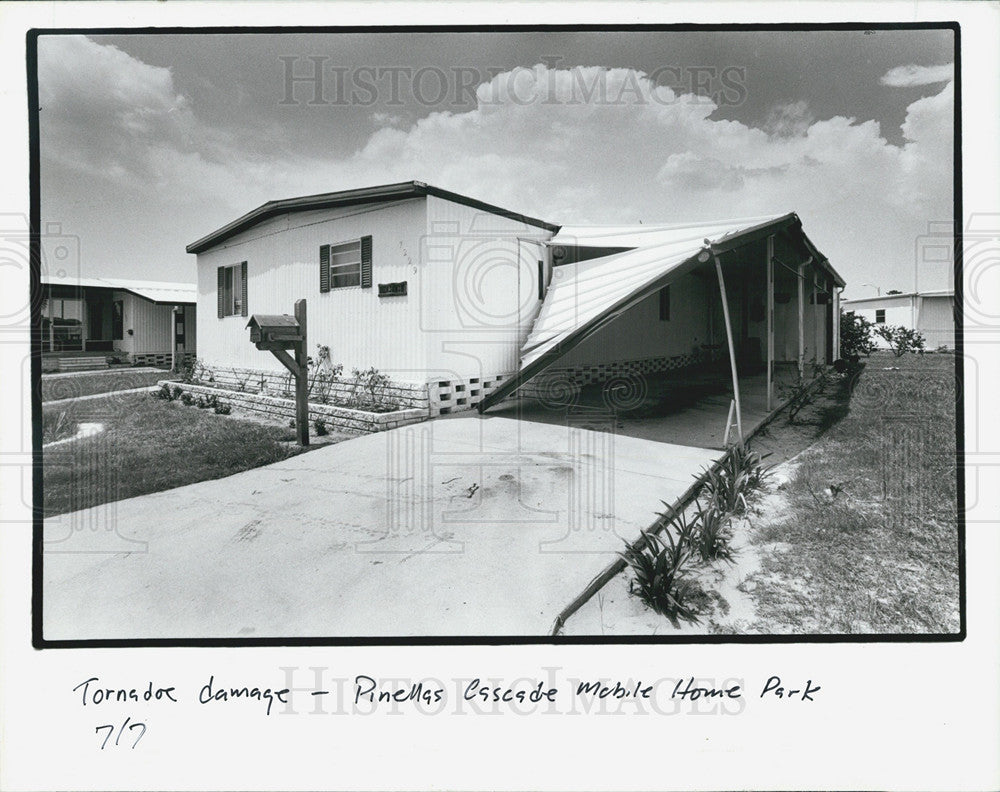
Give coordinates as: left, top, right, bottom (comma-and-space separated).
28, 21, 966, 649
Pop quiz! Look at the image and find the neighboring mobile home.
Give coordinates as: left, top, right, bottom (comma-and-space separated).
187, 181, 844, 418
40, 275, 196, 367
841, 290, 955, 349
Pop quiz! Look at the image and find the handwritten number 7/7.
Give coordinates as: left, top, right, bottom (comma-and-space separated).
95, 718, 146, 749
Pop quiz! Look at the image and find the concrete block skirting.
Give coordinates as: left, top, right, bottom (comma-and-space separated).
134, 351, 196, 368
158, 381, 427, 435
519, 348, 726, 401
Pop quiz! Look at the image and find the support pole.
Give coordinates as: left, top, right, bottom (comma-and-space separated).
48, 288, 55, 352
833, 287, 842, 360
714, 254, 742, 443
766, 235, 774, 411
294, 299, 309, 446
171, 305, 180, 372
797, 262, 805, 380
813, 271, 820, 365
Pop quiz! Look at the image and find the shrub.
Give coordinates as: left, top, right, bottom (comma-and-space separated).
180, 392, 195, 406
170, 385, 184, 401
620, 522, 700, 625
840, 310, 877, 358
349, 366, 394, 411
874, 324, 926, 357
154, 383, 173, 401
314, 419, 328, 436
214, 401, 232, 415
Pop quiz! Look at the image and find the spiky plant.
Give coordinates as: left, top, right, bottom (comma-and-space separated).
693, 499, 735, 563
619, 523, 700, 625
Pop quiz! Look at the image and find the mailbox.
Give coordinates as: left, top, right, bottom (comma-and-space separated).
246, 314, 302, 349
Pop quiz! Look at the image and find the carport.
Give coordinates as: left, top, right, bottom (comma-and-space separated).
480, 213, 845, 448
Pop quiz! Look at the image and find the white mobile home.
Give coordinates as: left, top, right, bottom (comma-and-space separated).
187, 181, 844, 418
842, 290, 955, 349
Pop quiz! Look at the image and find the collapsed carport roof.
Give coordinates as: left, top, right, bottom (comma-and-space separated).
479, 212, 843, 412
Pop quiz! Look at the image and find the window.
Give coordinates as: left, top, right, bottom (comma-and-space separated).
217, 262, 247, 317
320, 236, 372, 292
875, 309, 886, 324
658, 285, 671, 321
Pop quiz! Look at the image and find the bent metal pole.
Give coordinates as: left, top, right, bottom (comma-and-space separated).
710, 246, 742, 443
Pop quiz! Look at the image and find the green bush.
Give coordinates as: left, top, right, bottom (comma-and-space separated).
170, 385, 184, 401
180, 392, 195, 406
214, 401, 232, 415
314, 419, 328, 436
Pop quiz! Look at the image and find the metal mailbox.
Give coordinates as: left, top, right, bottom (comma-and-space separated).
246, 314, 302, 349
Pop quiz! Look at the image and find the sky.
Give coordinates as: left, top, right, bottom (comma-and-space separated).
37, 29, 956, 297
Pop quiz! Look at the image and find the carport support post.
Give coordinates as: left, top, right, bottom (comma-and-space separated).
294, 299, 309, 447
797, 262, 805, 380
713, 254, 743, 443
766, 236, 774, 411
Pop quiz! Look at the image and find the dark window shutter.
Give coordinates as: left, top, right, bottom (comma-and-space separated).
217, 267, 225, 318
319, 244, 330, 293
240, 261, 248, 317
360, 235, 372, 288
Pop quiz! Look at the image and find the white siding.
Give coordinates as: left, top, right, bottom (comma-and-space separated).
419, 195, 554, 381
114, 291, 176, 356
559, 271, 712, 366
195, 198, 430, 383
917, 296, 955, 348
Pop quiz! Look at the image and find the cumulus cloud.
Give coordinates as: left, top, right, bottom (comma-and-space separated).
881, 63, 954, 87
39, 42, 954, 289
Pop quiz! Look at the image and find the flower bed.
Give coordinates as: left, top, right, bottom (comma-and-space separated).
159, 381, 427, 435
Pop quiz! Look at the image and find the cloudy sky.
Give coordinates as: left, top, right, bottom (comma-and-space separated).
38, 29, 955, 296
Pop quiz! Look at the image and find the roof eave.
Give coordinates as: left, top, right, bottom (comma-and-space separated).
186, 180, 560, 254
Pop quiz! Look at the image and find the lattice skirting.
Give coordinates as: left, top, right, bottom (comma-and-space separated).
519, 348, 725, 399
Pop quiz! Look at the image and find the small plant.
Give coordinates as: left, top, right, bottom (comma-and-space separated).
170, 385, 184, 401
214, 401, 232, 415
288, 418, 296, 429
180, 392, 195, 406
314, 419, 328, 436
693, 500, 735, 563
349, 367, 394, 411
619, 524, 700, 626
699, 442, 772, 515
154, 383, 173, 401
874, 324, 926, 357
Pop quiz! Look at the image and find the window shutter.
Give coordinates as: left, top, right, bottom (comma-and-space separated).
360, 235, 372, 289
240, 261, 248, 317
217, 267, 225, 318
319, 244, 330, 293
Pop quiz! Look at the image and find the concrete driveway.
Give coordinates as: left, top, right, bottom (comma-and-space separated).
43, 415, 721, 639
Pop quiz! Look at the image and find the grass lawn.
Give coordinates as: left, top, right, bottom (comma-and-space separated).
41, 369, 174, 402
748, 350, 960, 633
43, 393, 303, 517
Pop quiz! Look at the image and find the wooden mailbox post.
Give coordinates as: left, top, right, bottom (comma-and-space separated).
246, 299, 309, 446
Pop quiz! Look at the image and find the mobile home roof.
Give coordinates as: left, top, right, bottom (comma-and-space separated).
186, 181, 561, 254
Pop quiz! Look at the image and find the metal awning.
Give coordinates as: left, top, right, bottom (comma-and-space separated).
479, 212, 831, 412
40, 275, 196, 305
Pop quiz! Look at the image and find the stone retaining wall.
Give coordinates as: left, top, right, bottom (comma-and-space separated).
190, 363, 430, 411
159, 381, 427, 435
